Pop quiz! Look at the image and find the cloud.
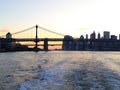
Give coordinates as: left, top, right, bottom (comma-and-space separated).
0, 29, 9, 32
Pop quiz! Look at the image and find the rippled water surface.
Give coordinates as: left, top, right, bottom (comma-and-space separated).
0, 51, 120, 90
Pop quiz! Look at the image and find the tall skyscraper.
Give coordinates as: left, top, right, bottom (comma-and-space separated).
98, 33, 101, 39
104, 31, 110, 39
90, 31, 96, 39
86, 34, 88, 39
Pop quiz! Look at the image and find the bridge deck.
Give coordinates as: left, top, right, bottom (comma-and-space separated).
14, 38, 120, 42
1, 38, 120, 42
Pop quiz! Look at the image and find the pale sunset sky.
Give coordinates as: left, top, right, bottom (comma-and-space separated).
0, 0, 120, 38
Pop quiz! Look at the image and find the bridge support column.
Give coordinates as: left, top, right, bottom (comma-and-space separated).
35, 25, 39, 51
44, 38, 48, 51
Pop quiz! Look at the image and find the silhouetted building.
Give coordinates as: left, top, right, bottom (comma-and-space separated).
98, 33, 101, 39
111, 35, 117, 40
62, 35, 74, 50
77, 35, 85, 50
104, 31, 110, 39
90, 31, 96, 39
80, 35, 84, 39
86, 34, 88, 39
5, 32, 13, 50
62, 31, 120, 51
6, 32, 12, 38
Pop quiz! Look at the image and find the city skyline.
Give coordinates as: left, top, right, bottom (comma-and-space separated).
1, 28, 120, 39
0, 0, 120, 37
0, 25, 120, 40
0, 30, 120, 51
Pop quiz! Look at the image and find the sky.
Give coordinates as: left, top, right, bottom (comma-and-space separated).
0, 0, 120, 38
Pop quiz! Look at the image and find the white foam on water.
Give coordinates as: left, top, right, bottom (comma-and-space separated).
19, 60, 68, 90
19, 52, 120, 90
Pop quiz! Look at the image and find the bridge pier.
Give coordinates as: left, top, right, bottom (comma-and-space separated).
44, 38, 48, 51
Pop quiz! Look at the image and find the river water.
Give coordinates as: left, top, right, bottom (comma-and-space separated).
0, 51, 120, 90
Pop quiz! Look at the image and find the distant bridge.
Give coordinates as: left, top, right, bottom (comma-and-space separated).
0, 25, 66, 51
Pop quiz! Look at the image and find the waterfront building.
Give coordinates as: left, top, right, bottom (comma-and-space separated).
98, 33, 101, 39
79, 35, 85, 50
5, 32, 13, 50
76, 41, 80, 50
111, 35, 117, 40
104, 31, 110, 39
6, 32, 12, 38
76, 41, 85, 50
90, 31, 96, 39
80, 35, 84, 39
93, 31, 96, 39
103, 31, 110, 50
62, 35, 74, 50
86, 34, 88, 39
62, 31, 120, 51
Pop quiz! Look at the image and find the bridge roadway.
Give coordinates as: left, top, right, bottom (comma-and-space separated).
13, 38, 120, 42
2, 38, 120, 42
14, 38, 64, 42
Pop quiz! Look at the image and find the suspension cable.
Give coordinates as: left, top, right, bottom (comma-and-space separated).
12, 26, 35, 35
1, 25, 78, 38
1, 26, 35, 38
38, 26, 65, 37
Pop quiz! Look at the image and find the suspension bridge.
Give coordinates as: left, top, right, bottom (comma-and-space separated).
1, 25, 67, 51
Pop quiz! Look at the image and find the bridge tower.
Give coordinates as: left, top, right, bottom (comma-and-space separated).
35, 25, 39, 50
